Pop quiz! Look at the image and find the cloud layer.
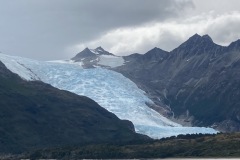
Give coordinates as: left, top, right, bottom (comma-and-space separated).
0, 0, 239, 60
72, 11, 240, 56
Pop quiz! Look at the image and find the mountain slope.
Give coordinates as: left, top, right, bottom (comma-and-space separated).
115, 34, 240, 132
0, 61, 146, 153
0, 53, 217, 139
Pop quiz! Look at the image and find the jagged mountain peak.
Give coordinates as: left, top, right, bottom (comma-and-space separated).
71, 47, 96, 61
92, 47, 114, 56
70, 46, 123, 68
95, 46, 105, 51
78, 47, 92, 53
191, 33, 201, 39
172, 33, 220, 54
186, 33, 213, 44
83, 47, 90, 51
144, 47, 168, 57
72, 47, 114, 62
202, 34, 213, 42
132, 47, 169, 62
148, 47, 168, 53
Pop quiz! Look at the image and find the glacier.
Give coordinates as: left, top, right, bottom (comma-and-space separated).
0, 53, 217, 139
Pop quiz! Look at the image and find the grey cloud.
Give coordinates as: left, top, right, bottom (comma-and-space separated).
206, 17, 240, 46
78, 10, 240, 57
0, 0, 193, 60
192, 0, 240, 15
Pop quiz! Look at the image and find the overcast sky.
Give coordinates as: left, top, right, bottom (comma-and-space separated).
0, 0, 240, 60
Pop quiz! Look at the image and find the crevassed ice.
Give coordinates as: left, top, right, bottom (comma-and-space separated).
0, 53, 218, 138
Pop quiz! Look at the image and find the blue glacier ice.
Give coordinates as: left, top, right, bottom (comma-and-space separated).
0, 53, 218, 138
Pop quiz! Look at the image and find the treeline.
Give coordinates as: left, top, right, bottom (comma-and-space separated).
9, 132, 239, 159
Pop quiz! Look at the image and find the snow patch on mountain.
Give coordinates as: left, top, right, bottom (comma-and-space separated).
71, 47, 125, 68
0, 53, 218, 138
90, 49, 99, 54
97, 55, 124, 67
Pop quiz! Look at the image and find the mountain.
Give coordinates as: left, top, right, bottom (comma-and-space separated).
71, 46, 124, 68
114, 34, 240, 132
0, 53, 217, 140
72, 47, 97, 60
0, 60, 147, 153
136, 47, 169, 62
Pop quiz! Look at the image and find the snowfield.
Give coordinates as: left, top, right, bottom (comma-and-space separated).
0, 53, 218, 138
97, 55, 125, 67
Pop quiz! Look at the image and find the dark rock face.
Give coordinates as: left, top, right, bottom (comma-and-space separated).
71, 47, 116, 68
71, 47, 97, 60
71, 47, 114, 61
115, 34, 240, 132
94, 46, 114, 56
0, 61, 147, 154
